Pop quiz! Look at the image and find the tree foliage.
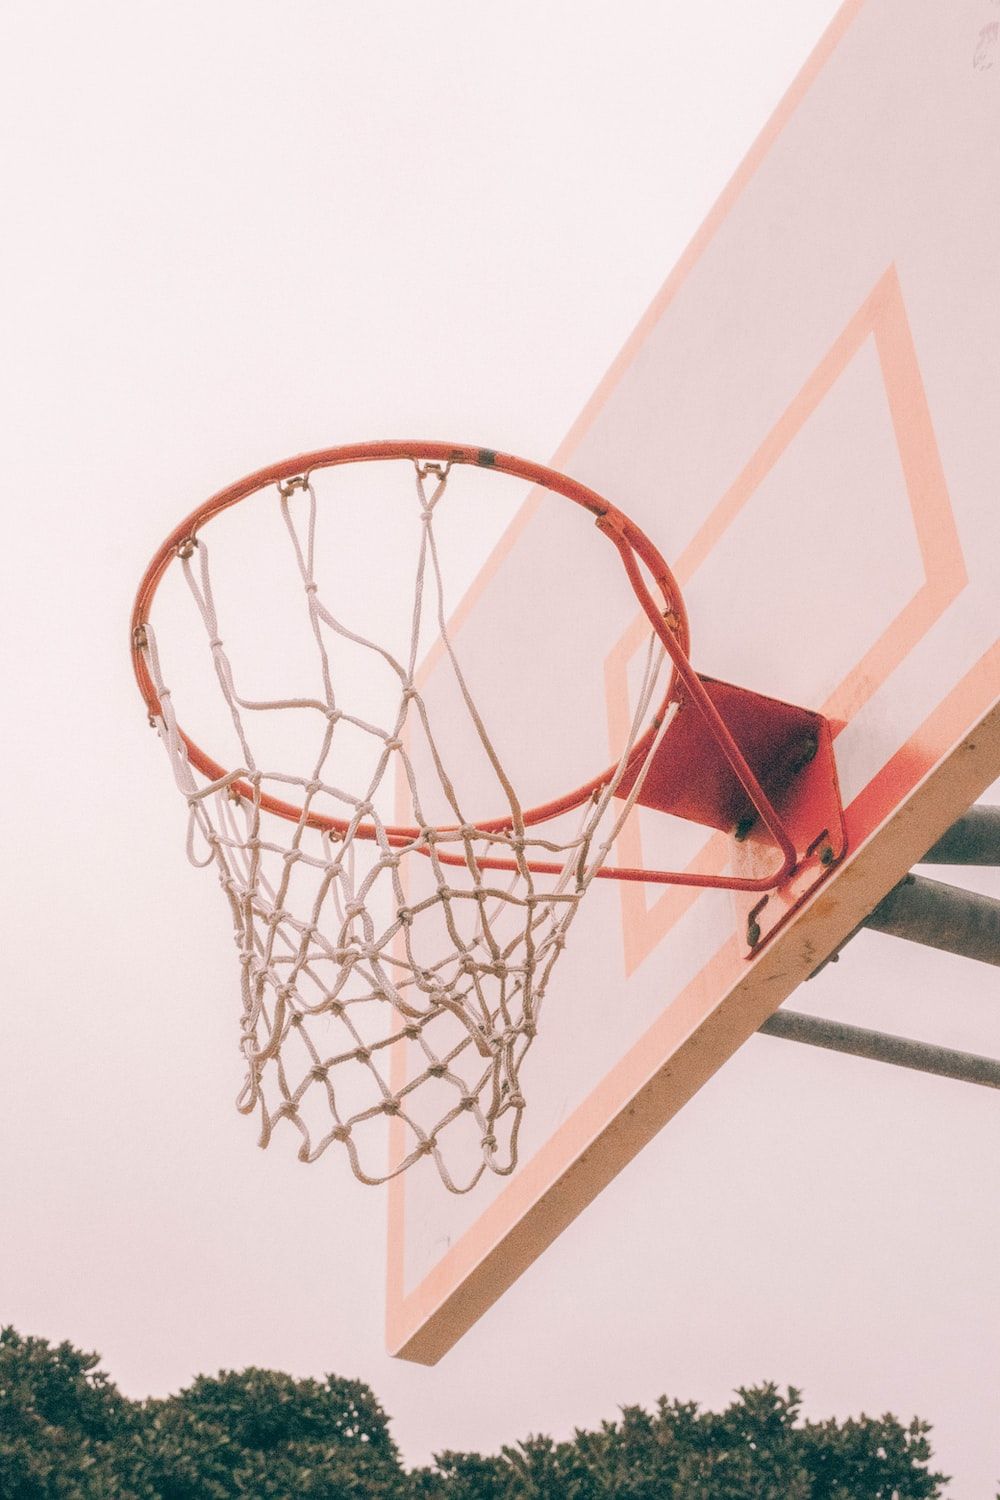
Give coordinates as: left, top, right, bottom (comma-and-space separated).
0, 1327, 950, 1499
0, 1326, 138, 1498
414, 1384, 947, 1500
131, 1367, 406, 1499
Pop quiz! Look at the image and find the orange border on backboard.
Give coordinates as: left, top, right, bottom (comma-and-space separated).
605, 265, 966, 976
386, 0, 999, 1363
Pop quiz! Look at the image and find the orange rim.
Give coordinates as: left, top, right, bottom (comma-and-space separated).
131, 440, 690, 843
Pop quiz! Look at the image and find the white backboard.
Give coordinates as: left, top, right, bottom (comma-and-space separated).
387, 0, 1000, 1362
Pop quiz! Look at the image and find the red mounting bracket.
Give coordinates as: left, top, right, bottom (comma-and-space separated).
616, 675, 847, 956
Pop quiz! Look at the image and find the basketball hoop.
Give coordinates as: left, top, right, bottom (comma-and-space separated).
131, 441, 827, 1191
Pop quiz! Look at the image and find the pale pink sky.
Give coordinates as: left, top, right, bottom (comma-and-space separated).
1, 3, 997, 1497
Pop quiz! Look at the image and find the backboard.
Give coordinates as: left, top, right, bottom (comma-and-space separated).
387, 0, 1000, 1362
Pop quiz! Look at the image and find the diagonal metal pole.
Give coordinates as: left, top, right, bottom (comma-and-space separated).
769, 807, 1000, 1087
920, 803, 1000, 865
811, 870, 1000, 977
863, 873, 1000, 967
759, 1010, 1000, 1089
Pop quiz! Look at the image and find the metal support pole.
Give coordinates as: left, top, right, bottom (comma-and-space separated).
780, 807, 1000, 1083
920, 803, 1000, 865
759, 1010, 1000, 1089
863, 873, 1000, 966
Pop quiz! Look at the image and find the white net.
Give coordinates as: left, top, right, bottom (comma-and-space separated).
139, 460, 673, 1192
